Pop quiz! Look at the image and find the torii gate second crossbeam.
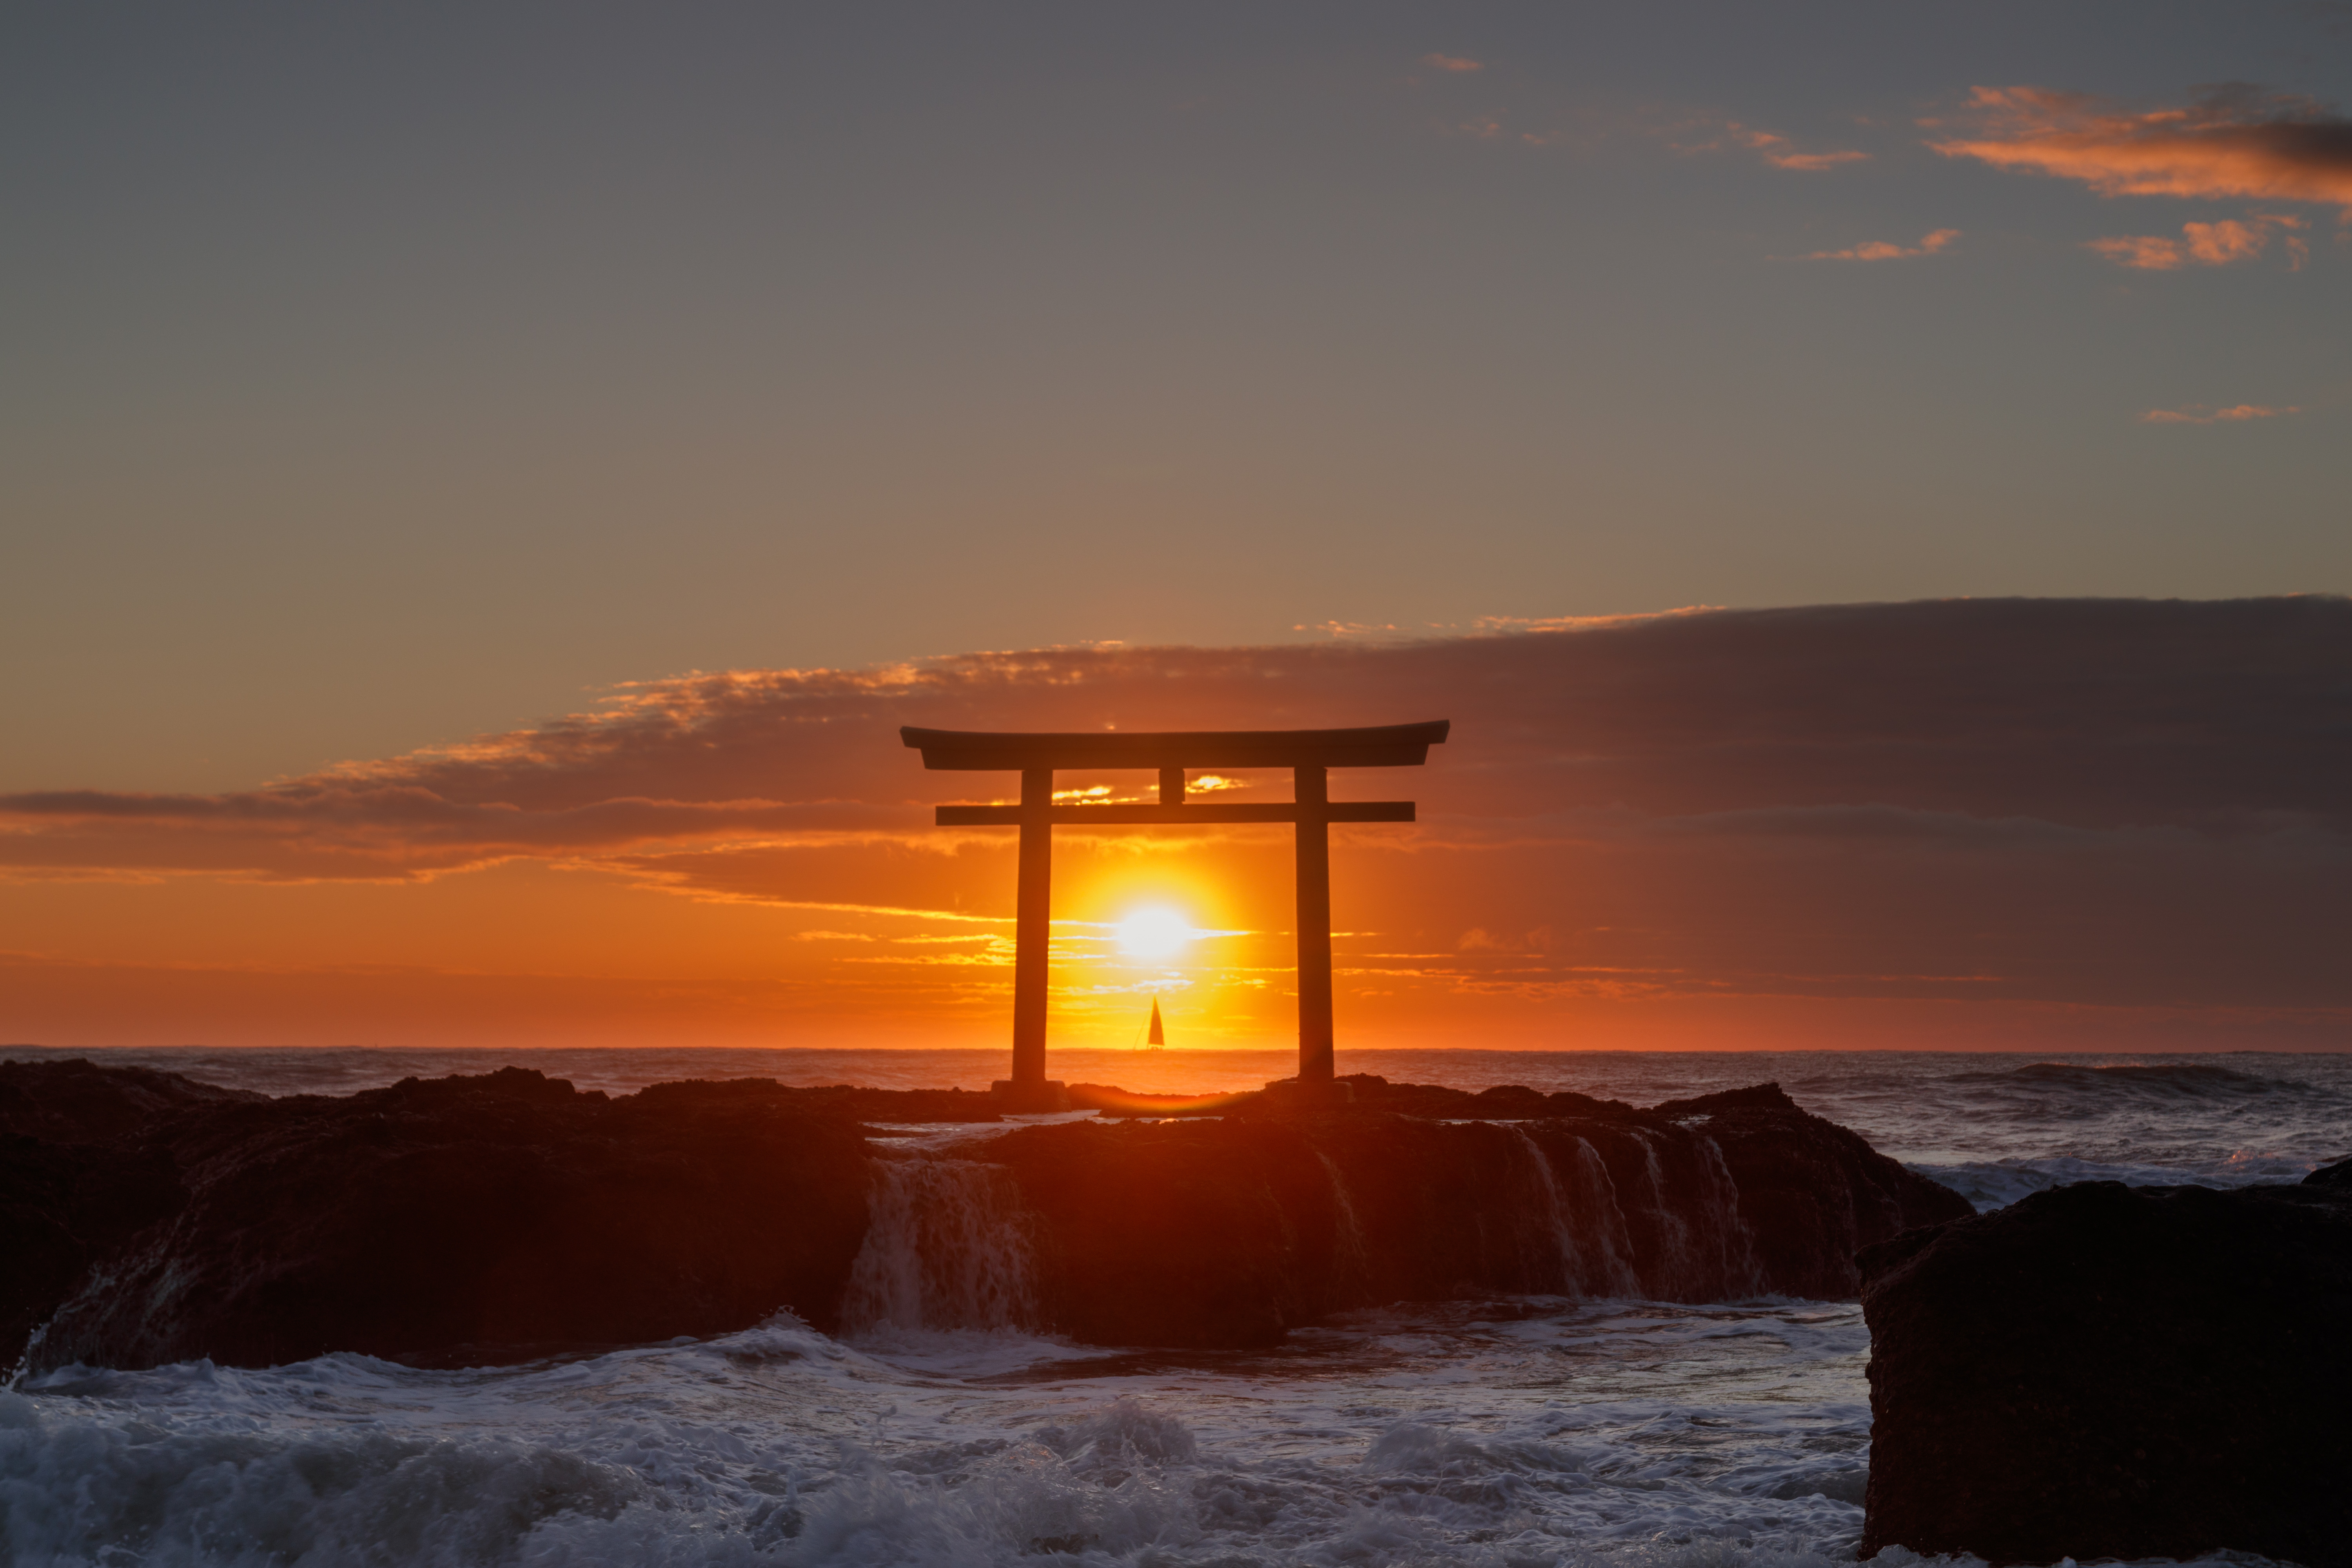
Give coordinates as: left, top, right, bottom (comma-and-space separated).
902, 721, 1449, 1108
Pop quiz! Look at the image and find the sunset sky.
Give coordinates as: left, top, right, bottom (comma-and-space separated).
5, 5, 2347, 1053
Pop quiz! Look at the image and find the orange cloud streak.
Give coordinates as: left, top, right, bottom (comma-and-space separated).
2086, 214, 2306, 270
1700, 123, 1870, 171
1933, 85, 2352, 208
1804, 228, 1960, 262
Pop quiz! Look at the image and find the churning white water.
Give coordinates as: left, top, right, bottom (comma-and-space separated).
5, 1048, 2344, 1567
4, 1301, 1889, 1567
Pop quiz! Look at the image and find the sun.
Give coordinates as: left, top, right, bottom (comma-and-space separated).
1114, 906, 1194, 960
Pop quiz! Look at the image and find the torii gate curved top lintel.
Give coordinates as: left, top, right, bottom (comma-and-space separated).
903, 721, 1449, 1107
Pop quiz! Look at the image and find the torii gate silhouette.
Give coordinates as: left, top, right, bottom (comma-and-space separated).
902, 720, 1450, 1108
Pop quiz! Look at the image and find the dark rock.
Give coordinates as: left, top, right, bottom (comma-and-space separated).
29, 1067, 873, 1371
1314, 1076, 1636, 1121
1859, 1178, 2352, 1568
0, 1058, 241, 1367
633, 1078, 1006, 1124
0, 1056, 260, 1144
1650, 1082, 1803, 1117
1063, 1083, 1254, 1116
0, 1134, 183, 1369
1074, 1074, 1639, 1121
980, 1118, 1332, 1346
979, 1086, 1969, 1348
9, 1060, 1971, 1370
1671, 1082, 1967, 1298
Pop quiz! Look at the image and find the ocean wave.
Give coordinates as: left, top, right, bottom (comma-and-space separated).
5, 1305, 2319, 1568
0, 1305, 1875, 1568
1904, 1151, 2329, 1212
0, 1387, 686, 1567
1944, 1060, 2297, 1095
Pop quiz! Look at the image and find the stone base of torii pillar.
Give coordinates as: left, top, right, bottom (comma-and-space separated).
1260, 1077, 1355, 1105
990, 1078, 1069, 1113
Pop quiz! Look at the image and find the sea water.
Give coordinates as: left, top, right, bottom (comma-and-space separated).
5, 1048, 2347, 1568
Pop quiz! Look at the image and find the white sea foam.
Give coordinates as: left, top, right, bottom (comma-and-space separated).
6, 1301, 1882, 1566
8, 1301, 2309, 1567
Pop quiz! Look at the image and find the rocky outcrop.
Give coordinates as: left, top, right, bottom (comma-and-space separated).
1858, 1166, 2352, 1568
22, 1068, 872, 1372
2, 1058, 254, 1368
1067, 1075, 1636, 1122
7, 1060, 1969, 1370
977, 1083, 1968, 1347
0, 1055, 260, 1143
664, 1081, 1007, 1123
0, 1134, 183, 1369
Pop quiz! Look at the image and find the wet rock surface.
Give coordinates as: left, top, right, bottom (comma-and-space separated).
0, 1134, 183, 1369
1859, 1162, 2352, 1568
982, 1082, 1969, 1347
7, 1063, 871, 1372
0, 1054, 261, 1143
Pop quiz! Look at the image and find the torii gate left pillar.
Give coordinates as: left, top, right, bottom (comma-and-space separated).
903, 722, 1449, 1107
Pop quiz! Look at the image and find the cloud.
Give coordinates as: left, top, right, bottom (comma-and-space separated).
10, 597, 2347, 870
1692, 123, 1870, 171
1803, 228, 1961, 261
1932, 84, 2352, 209
1420, 53, 1482, 73
7, 598, 2350, 1038
2140, 404, 2301, 424
2086, 213, 2307, 270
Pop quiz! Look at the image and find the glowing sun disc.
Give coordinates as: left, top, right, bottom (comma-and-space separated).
1116, 907, 1194, 960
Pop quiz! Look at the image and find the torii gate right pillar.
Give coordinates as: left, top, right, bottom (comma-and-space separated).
1011, 767, 1053, 1089
1294, 765, 1335, 1084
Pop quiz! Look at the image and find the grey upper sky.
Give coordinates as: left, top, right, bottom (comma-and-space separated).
5, 2, 2345, 791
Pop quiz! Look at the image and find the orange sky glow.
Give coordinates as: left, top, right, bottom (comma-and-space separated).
5, 598, 2347, 1055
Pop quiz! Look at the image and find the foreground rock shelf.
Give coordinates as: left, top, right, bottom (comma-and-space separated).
1860, 1159, 2352, 1568
975, 1080, 1968, 1346
4, 1058, 1967, 1371
4, 1064, 871, 1371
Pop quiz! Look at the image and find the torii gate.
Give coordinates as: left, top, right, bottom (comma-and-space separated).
902, 721, 1449, 1107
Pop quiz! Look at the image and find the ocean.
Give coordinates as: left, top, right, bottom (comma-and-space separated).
5, 1047, 2348, 1568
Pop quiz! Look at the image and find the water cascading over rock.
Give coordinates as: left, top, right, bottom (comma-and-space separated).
841, 1157, 1040, 1337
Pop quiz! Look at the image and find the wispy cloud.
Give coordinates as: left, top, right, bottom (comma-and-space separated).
1684, 122, 1869, 171
2140, 403, 2301, 424
1802, 228, 1961, 261
1932, 85, 2352, 209
1296, 608, 1716, 641
1420, 53, 1482, 73
2086, 213, 2308, 270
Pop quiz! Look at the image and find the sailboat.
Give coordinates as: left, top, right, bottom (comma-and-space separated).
1145, 996, 1165, 1048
